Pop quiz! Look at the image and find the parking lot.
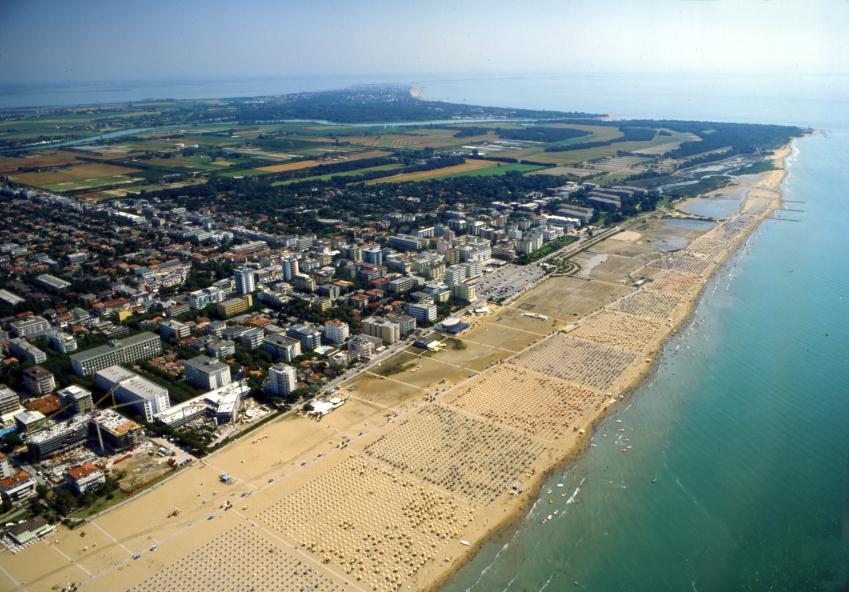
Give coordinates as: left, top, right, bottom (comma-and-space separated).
472, 263, 548, 302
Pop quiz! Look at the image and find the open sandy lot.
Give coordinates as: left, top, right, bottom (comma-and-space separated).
511, 275, 634, 320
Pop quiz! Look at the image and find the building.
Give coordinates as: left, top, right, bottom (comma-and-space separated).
159, 319, 190, 342
556, 204, 593, 224
216, 294, 253, 318
261, 334, 302, 362
91, 408, 145, 452
9, 338, 47, 364
445, 265, 468, 287
287, 323, 322, 352
453, 282, 478, 303
406, 302, 438, 325
348, 334, 383, 360
268, 364, 297, 397
95, 366, 171, 422
14, 410, 48, 434
238, 327, 265, 350
155, 380, 247, 428
386, 313, 417, 337
184, 355, 232, 390
35, 273, 71, 291
22, 366, 55, 395
0, 472, 37, 504
66, 463, 106, 495
387, 276, 415, 294
282, 256, 299, 280
188, 286, 229, 310
388, 235, 422, 251
0, 386, 21, 417
362, 246, 383, 265
234, 267, 256, 295
70, 332, 162, 376
6, 516, 55, 545
57, 385, 94, 415
0, 453, 12, 480
0, 289, 24, 307
9, 315, 50, 338
323, 320, 350, 345
26, 415, 90, 461
206, 339, 236, 359
362, 316, 401, 345
47, 331, 77, 353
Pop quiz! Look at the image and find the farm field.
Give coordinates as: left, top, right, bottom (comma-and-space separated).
0, 150, 83, 173
272, 163, 403, 185
9, 162, 142, 189
254, 149, 390, 173
346, 128, 496, 149
440, 161, 546, 178
367, 158, 495, 183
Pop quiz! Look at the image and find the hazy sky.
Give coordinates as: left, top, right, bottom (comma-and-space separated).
2, 0, 848, 83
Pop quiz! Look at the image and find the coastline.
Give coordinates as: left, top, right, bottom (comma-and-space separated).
0, 145, 794, 592
426, 142, 793, 592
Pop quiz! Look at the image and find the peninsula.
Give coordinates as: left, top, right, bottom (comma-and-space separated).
0, 88, 803, 592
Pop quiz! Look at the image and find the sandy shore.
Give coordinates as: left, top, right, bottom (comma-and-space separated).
0, 145, 792, 592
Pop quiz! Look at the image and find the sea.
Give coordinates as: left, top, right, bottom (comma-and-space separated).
4, 72, 849, 591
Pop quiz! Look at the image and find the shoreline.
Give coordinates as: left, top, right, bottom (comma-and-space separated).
428, 142, 793, 591
0, 144, 794, 592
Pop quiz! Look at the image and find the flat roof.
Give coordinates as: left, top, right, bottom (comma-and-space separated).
92, 409, 141, 435
29, 415, 90, 444
70, 332, 160, 363
185, 355, 229, 373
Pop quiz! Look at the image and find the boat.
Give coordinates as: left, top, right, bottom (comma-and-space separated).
460, 540, 471, 546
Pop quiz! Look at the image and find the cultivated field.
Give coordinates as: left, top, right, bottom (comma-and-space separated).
367, 159, 495, 183
10, 162, 141, 188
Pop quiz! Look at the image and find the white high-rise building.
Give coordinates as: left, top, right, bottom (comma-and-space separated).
323, 320, 350, 345
268, 364, 297, 397
234, 267, 256, 295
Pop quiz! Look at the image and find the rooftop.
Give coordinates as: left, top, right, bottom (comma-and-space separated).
185, 355, 228, 373
28, 414, 90, 444
91, 408, 141, 436
66, 462, 103, 481
70, 331, 159, 363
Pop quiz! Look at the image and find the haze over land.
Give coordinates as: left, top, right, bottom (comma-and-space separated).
2, 0, 848, 84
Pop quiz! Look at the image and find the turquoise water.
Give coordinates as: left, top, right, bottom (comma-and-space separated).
440, 104, 849, 589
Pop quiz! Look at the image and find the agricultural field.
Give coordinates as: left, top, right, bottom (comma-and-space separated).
272, 163, 403, 186
345, 128, 495, 149
367, 158, 495, 184
0, 149, 83, 173
440, 162, 546, 178
9, 161, 143, 191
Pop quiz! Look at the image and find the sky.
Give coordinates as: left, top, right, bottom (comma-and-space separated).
1, 0, 848, 83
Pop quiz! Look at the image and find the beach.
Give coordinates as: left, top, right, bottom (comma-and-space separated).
0, 146, 791, 592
